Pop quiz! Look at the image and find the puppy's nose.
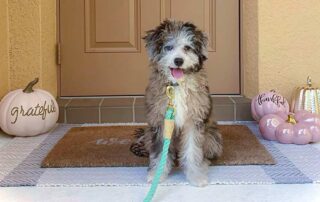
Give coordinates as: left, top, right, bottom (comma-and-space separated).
174, 58, 184, 67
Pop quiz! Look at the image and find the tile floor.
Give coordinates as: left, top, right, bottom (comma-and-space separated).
1, 124, 320, 202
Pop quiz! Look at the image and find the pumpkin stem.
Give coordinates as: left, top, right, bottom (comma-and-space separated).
287, 114, 297, 124
23, 78, 39, 93
307, 76, 312, 87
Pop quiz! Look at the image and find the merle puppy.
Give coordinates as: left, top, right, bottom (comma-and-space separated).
136, 19, 222, 187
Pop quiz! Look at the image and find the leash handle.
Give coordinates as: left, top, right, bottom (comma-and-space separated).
164, 108, 175, 139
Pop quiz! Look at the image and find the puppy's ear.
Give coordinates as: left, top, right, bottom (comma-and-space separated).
195, 31, 208, 62
143, 19, 172, 60
183, 21, 208, 62
143, 29, 160, 59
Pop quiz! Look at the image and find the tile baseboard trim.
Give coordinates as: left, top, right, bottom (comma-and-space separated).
57, 96, 253, 124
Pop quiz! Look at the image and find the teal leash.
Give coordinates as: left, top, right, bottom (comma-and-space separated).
143, 87, 175, 202
143, 138, 171, 202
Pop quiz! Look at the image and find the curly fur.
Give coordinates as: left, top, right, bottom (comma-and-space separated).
142, 20, 223, 187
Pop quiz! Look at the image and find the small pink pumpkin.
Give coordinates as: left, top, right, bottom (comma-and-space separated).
259, 110, 320, 144
251, 90, 289, 121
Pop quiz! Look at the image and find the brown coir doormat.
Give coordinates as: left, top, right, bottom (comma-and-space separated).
41, 125, 275, 168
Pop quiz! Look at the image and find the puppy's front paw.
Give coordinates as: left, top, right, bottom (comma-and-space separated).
147, 171, 154, 183
188, 175, 208, 187
147, 171, 168, 183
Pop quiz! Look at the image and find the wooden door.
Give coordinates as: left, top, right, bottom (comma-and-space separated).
59, 0, 239, 96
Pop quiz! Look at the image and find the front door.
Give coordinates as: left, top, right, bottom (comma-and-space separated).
59, 0, 240, 96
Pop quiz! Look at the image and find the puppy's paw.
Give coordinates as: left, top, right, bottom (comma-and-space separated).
188, 175, 208, 187
147, 171, 168, 183
147, 171, 154, 183
204, 125, 223, 159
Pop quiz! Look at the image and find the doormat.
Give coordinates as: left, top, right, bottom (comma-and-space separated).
2, 123, 320, 187
41, 125, 275, 168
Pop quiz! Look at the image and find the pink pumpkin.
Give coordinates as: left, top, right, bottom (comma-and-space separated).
251, 90, 289, 121
259, 111, 320, 145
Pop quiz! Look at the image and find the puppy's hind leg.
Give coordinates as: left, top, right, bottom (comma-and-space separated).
179, 122, 209, 187
146, 126, 174, 183
203, 122, 223, 160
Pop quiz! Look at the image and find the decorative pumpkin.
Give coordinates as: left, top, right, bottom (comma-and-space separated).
0, 78, 59, 136
291, 76, 320, 114
259, 110, 320, 145
251, 90, 290, 121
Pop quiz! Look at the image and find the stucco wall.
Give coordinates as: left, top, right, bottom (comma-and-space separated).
242, 0, 259, 98
0, 0, 57, 99
40, 0, 57, 95
244, 0, 320, 100
0, 0, 9, 98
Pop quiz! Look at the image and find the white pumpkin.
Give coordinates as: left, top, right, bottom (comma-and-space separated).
0, 78, 59, 136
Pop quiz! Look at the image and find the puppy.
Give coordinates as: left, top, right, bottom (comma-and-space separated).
139, 20, 222, 187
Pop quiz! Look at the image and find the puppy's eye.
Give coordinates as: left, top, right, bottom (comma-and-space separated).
184, 45, 192, 51
163, 45, 173, 51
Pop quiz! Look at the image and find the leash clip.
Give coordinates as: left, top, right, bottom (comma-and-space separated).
166, 86, 175, 107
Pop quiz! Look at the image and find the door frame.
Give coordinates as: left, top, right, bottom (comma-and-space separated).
239, 0, 244, 96
57, 0, 62, 97
56, 0, 244, 97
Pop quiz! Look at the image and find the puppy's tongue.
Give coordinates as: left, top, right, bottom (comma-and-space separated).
171, 68, 184, 79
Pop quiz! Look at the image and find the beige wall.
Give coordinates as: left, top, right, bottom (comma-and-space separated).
0, 0, 57, 99
243, 0, 320, 100
0, 0, 9, 98
1, 1, 320, 101
242, 0, 259, 98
